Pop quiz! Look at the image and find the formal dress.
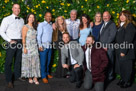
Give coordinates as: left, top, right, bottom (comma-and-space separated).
115, 23, 136, 83
21, 24, 41, 78
0, 14, 24, 82
54, 30, 66, 78
92, 22, 103, 41
79, 27, 92, 46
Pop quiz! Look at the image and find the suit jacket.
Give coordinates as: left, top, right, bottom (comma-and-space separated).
61, 41, 84, 65
99, 20, 117, 46
90, 46, 108, 82
115, 23, 136, 60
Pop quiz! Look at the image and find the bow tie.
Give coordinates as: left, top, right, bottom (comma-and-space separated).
15, 17, 20, 19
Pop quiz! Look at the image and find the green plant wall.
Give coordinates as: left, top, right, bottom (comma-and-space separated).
0, 0, 136, 82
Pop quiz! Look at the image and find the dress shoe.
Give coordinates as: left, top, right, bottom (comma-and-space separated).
7, 82, 13, 88
42, 78, 48, 83
17, 77, 26, 82
48, 75, 53, 78
120, 82, 131, 88
76, 81, 82, 88
117, 79, 125, 86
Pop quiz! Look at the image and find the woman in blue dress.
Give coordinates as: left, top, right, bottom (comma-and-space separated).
79, 14, 92, 49
92, 12, 103, 41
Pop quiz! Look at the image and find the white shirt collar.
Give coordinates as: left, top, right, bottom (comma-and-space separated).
12, 14, 18, 18
44, 20, 52, 25
120, 22, 125, 27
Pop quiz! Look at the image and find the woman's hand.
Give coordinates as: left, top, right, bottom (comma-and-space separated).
24, 48, 27, 54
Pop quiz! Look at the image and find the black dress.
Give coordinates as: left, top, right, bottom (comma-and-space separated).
55, 30, 67, 78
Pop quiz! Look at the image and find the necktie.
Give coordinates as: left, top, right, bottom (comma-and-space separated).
100, 23, 106, 34
15, 17, 20, 19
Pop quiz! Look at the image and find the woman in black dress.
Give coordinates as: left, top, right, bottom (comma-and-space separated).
52, 16, 67, 78
115, 10, 136, 88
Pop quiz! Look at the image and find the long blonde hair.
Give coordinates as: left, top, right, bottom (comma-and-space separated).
52, 16, 67, 42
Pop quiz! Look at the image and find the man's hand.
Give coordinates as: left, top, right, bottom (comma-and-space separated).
103, 48, 108, 51
39, 47, 43, 51
10, 40, 17, 44
120, 53, 125, 57
52, 23, 56, 30
62, 64, 69, 69
74, 64, 80, 69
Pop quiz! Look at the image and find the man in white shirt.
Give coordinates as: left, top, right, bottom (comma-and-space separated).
61, 32, 84, 88
84, 35, 108, 91
0, 3, 24, 88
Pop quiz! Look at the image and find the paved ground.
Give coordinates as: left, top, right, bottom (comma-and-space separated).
0, 74, 136, 91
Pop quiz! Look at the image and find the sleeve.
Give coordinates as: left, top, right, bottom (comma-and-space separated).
120, 24, 136, 54
0, 18, 11, 42
37, 23, 43, 48
77, 43, 84, 65
99, 48, 109, 73
61, 47, 67, 65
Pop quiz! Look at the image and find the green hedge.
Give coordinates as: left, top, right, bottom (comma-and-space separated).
0, 0, 136, 82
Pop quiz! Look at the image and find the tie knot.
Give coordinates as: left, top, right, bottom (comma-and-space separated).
15, 17, 20, 19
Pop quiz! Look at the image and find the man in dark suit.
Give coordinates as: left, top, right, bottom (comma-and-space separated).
98, 11, 117, 81
84, 35, 108, 91
60, 32, 84, 88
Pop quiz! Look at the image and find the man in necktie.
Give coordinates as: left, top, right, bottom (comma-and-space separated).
84, 35, 108, 91
0, 4, 24, 88
60, 32, 84, 88
98, 11, 117, 82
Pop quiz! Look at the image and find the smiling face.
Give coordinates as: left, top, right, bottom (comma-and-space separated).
28, 14, 35, 24
120, 13, 126, 22
57, 16, 64, 25
103, 12, 111, 22
44, 12, 52, 23
12, 4, 20, 16
82, 16, 88, 24
95, 14, 101, 22
62, 34, 70, 44
70, 11, 77, 21
86, 37, 95, 47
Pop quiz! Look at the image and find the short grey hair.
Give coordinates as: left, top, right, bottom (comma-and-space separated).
70, 9, 77, 14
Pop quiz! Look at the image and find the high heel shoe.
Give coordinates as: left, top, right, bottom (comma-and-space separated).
33, 80, 39, 85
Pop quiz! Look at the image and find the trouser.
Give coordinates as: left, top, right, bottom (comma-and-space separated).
39, 48, 52, 79
5, 39, 22, 82
84, 70, 104, 91
106, 49, 114, 80
119, 59, 133, 82
68, 65, 83, 85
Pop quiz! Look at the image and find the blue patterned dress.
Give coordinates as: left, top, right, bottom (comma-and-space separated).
21, 24, 41, 78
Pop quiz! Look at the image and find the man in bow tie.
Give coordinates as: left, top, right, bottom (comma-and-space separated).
0, 3, 24, 88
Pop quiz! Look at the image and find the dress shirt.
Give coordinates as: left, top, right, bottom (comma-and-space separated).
0, 14, 24, 42
120, 22, 125, 27
85, 47, 92, 72
100, 21, 108, 34
37, 21, 53, 49
65, 18, 80, 40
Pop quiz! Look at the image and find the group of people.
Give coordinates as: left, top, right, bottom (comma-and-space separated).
0, 3, 136, 91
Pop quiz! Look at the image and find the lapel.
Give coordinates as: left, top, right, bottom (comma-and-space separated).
100, 20, 112, 35
91, 46, 95, 57
117, 26, 124, 31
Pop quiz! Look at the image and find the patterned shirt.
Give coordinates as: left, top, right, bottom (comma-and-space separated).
65, 18, 80, 40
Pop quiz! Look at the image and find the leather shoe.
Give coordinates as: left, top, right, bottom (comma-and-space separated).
117, 79, 125, 86
17, 77, 26, 81
48, 75, 53, 78
7, 82, 13, 88
120, 82, 131, 88
42, 78, 48, 83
